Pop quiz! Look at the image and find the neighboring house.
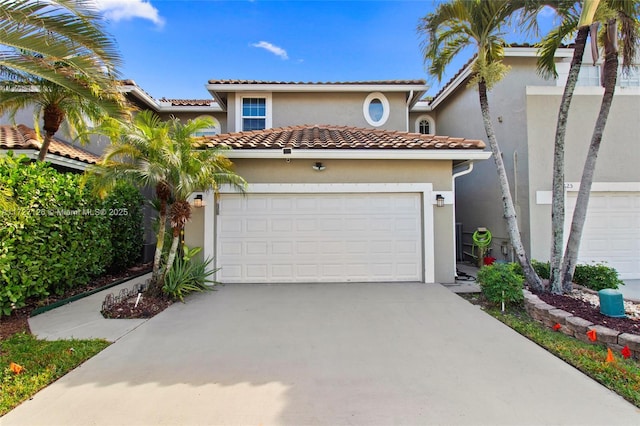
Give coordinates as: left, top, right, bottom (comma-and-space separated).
0, 124, 99, 172
425, 46, 640, 280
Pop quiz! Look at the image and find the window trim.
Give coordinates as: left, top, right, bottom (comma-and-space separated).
415, 114, 436, 135
235, 92, 272, 132
363, 92, 390, 127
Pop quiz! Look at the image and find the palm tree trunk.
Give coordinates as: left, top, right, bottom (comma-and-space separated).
561, 19, 619, 292
39, 104, 65, 161
163, 228, 181, 281
549, 26, 590, 294
150, 199, 167, 289
478, 79, 543, 292
37, 132, 54, 161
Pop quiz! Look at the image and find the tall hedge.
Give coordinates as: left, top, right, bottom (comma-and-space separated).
0, 154, 113, 315
103, 181, 144, 271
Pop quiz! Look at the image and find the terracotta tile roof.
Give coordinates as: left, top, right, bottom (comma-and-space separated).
208, 79, 427, 85
0, 125, 100, 164
158, 98, 215, 107
203, 125, 485, 150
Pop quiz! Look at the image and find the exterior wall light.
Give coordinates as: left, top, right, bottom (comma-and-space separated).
436, 194, 445, 207
312, 162, 326, 171
193, 194, 204, 208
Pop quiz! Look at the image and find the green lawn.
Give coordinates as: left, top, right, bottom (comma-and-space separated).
465, 294, 640, 408
0, 333, 110, 416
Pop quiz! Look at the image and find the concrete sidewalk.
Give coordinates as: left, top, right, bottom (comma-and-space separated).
5, 282, 640, 425
28, 273, 152, 342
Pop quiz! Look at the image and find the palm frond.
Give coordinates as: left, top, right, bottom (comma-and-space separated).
418, 0, 521, 85
536, 13, 580, 78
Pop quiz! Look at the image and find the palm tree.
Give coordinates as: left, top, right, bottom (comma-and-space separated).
92, 111, 173, 289
533, 0, 599, 293
162, 117, 247, 281
0, 75, 127, 161
92, 112, 247, 294
534, 0, 639, 292
0, 0, 123, 102
419, 0, 544, 291
559, 1, 639, 291
0, 0, 128, 161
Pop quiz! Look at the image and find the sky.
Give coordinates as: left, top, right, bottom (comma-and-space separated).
92, 0, 556, 100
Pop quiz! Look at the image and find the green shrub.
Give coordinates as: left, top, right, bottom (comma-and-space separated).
573, 262, 624, 291
476, 262, 524, 307
512, 260, 550, 280
162, 247, 218, 302
0, 154, 112, 315
103, 181, 144, 271
531, 260, 551, 280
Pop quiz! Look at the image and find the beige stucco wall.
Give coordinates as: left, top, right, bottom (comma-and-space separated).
434, 57, 556, 261
527, 88, 640, 261
184, 207, 205, 254
158, 112, 227, 134
225, 91, 409, 133
184, 158, 458, 283
272, 92, 408, 131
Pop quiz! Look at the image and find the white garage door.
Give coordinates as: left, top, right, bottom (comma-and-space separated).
216, 192, 423, 283
566, 191, 640, 279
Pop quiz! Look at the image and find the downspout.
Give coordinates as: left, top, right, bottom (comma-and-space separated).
452, 161, 475, 277
406, 90, 413, 132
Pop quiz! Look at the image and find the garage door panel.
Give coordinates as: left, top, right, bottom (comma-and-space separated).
567, 191, 640, 280
217, 192, 423, 283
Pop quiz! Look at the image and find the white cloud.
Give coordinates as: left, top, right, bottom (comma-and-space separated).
251, 41, 289, 60
93, 0, 165, 27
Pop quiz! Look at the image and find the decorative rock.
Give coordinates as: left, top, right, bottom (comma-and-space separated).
566, 316, 594, 339
618, 333, 640, 352
548, 309, 573, 325
587, 325, 620, 345
524, 293, 541, 304
531, 302, 555, 322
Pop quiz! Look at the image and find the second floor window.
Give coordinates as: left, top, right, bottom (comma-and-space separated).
242, 97, 266, 131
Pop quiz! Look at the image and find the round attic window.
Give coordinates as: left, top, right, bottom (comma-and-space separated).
363, 92, 389, 127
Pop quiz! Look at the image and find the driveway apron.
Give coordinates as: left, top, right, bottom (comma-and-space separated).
3, 282, 639, 425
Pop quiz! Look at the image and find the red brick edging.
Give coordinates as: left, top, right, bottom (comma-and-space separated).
523, 289, 640, 359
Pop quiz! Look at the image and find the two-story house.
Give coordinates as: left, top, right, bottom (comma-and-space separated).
120, 80, 490, 284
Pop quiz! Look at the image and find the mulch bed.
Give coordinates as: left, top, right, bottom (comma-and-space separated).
535, 291, 640, 336
0, 263, 152, 341
101, 293, 173, 319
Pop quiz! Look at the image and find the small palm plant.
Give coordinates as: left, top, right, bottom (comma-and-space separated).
162, 116, 247, 282
91, 112, 247, 296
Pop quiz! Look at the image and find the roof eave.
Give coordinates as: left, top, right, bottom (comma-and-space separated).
222, 149, 491, 161
121, 85, 159, 110
430, 47, 576, 109
156, 105, 224, 113
3, 149, 93, 170
122, 85, 223, 112
206, 83, 429, 93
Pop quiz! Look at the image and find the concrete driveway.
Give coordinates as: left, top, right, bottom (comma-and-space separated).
3, 282, 639, 425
